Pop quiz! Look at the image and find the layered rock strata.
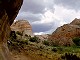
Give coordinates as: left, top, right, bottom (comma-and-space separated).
11, 20, 34, 37
49, 18, 80, 46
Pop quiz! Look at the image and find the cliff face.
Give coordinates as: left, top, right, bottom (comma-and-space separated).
0, 0, 23, 60
11, 20, 34, 37
49, 18, 80, 46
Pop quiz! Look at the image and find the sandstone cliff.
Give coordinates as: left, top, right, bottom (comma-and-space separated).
0, 0, 23, 60
49, 18, 80, 46
11, 20, 34, 37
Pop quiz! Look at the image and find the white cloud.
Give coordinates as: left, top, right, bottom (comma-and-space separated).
32, 10, 55, 24
53, 5, 80, 23
41, 10, 54, 23
54, 0, 80, 11
34, 32, 45, 35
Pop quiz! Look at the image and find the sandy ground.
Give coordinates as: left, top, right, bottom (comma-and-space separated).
11, 52, 31, 60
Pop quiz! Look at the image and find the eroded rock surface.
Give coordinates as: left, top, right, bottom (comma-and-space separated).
49, 18, 80, 46
0, 0, 23, 60
35, 34, 49, 41
11, 20, 34, 37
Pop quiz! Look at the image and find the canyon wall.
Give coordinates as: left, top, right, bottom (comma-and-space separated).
0, 0, 23, 60
49, 18, 80, 46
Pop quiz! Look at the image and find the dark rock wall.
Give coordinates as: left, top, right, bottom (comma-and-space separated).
0, 0, 23, 60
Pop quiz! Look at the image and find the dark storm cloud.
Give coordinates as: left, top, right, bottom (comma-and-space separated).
20, 0, 45, 14
32, 23, 53, 32
31, 19, 61, 33
20, 0, 54, 14
54, 0, 80, 10
17, 0, 54, 22
16, 12, 42, 22
16, 0, 55, 33
26, 16, 41, 22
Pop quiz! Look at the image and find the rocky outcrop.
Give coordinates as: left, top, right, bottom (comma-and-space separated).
35, 34, 49, 41
49, 18, 80, 46
11, 20, 34, 37
0, 0, 23, 60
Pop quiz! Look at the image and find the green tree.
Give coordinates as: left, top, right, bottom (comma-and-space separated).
73, 37, 80, 46
29, 36, 40, 43
43, 40, 49, 46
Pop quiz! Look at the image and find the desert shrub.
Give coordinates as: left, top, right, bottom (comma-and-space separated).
7, 38, 28, 51
29, 36, 37, 42
10, 31, 17, 39
61, 53, 80, 60
43, 40, 49, 46
29, 36, 40, 43
51, 47, 63, 53
16, 31, 23, 36
20, 40, 28, 45
39, 45, 45, 49
52, 47, 57, 52
7, 40, 20, 51
57, 47, 63, 51
72, 37, 80, 46
8, 31, 29, 51
48, 41, 59, 47
25, 34, 28, 37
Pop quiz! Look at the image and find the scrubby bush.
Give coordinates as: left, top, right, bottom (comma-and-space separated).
43, 40, 49, 46
7, 39, 28, 52
48, 41, 59, 47
8, 31, 28, 51
72, 37, 80, 46
57, 47, 63, 51
16, 31, 23, 36
52, 47, 57, 52
20, 40, 28, 45
10, 31, 17, 39
61, 53, 80, 60
51, 47, 63, 53
29, 36, 40, 43
8, 31, 17, 43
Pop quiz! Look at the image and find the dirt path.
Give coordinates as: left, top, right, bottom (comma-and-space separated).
11, 52, 31, 60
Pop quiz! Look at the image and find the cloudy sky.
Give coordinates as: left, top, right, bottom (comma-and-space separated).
16, 0, 80, 35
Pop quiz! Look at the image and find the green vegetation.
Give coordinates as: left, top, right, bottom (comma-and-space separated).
8, 31, 80, 60
8, 39, 28, 51
73, 37, 80, 46
43, 40, 49, 46
16, 31, 23, 36
29, 36, 40, 43
8, 31, 28, 51
61, 53, 80, 60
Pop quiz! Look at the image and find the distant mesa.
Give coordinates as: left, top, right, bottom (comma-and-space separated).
49, 18, 80, 46
10, 20, 34, 37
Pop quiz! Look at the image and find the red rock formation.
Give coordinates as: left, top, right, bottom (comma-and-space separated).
49, 18, 80, 46
11, 20, 34, 37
